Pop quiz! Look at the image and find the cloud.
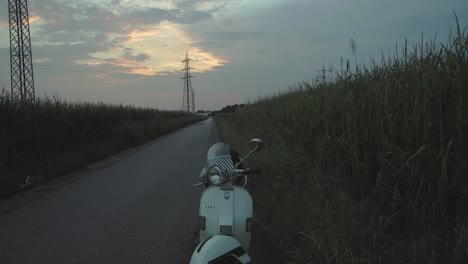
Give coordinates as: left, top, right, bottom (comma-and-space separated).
195, 30, 264, 49
1, 0, 467, 111
121, 49, 151, 62
0, 0, 228, 78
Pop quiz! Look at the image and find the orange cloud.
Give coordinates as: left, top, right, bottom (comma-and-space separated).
76, 60, 104, 66
77, 58, 156, 76
0, 15, 39, 27
129, 66, 155, 76
79, 21, 227, 77
29, 15, 40, 24
126, 29, 161, 43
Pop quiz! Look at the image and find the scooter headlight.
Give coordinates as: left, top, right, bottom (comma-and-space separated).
208, 166, 225, 185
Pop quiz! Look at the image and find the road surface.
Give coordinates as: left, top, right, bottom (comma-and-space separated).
0, 119, 220, 264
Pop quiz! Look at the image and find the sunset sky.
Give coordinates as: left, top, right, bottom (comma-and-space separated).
0, 0, 467, 110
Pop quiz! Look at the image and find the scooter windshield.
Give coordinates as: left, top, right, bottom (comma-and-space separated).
199, 143, 235, 183
206, 143, 231, 160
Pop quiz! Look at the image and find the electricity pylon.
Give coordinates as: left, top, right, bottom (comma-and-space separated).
9, 0, 35, 101
181, 51, 195, 113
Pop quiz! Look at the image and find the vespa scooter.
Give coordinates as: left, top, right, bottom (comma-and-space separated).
190, 139, 263, 264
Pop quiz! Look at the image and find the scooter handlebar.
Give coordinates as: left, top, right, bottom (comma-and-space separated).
244, 169, 261, 175
193, 169, 262, 187
234, 168, 262, 175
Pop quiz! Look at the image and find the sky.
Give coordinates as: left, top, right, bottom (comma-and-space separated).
0, 0, 467, 110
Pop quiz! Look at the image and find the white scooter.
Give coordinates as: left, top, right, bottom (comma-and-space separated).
190, 139, 264, 264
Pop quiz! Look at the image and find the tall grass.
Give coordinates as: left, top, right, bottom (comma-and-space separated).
0, 94, 204, 196
216, 21, 468, 263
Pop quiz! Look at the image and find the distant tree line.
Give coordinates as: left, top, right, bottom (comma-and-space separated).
210, 104, 245, 116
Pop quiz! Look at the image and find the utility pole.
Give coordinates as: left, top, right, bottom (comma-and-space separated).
9, 0, 35, 101
180, 51, 195, 113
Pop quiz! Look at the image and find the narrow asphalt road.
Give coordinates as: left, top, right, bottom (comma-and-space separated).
0, 119, 220, 264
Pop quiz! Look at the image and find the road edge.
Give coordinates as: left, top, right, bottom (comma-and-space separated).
0, 119, 208, 216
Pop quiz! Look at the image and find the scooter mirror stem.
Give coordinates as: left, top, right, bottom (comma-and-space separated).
193, 182, 204, 187
235, 146, 258, 168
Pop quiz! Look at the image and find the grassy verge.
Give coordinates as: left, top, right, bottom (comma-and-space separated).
215, 22, 468, 263
0, 96, 205, 197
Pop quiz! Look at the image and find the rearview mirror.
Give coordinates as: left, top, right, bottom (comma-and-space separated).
249, 138, 263, 152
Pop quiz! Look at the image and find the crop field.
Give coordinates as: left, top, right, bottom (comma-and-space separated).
0, 95, 205, 196
215, 22, 468, 263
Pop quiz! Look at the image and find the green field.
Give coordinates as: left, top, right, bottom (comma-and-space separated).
215, 23, 468, 263
0, 95, 205, 197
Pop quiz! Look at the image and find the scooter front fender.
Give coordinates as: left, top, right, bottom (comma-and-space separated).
190, 235, 251, 264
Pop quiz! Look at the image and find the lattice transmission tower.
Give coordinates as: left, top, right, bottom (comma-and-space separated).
180, 51, 195, 113
9, 0, 35, 101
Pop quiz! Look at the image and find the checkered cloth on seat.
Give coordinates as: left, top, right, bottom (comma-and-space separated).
199, 155, 235, 183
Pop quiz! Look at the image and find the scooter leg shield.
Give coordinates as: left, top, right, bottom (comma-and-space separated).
199, 186, 253, 252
